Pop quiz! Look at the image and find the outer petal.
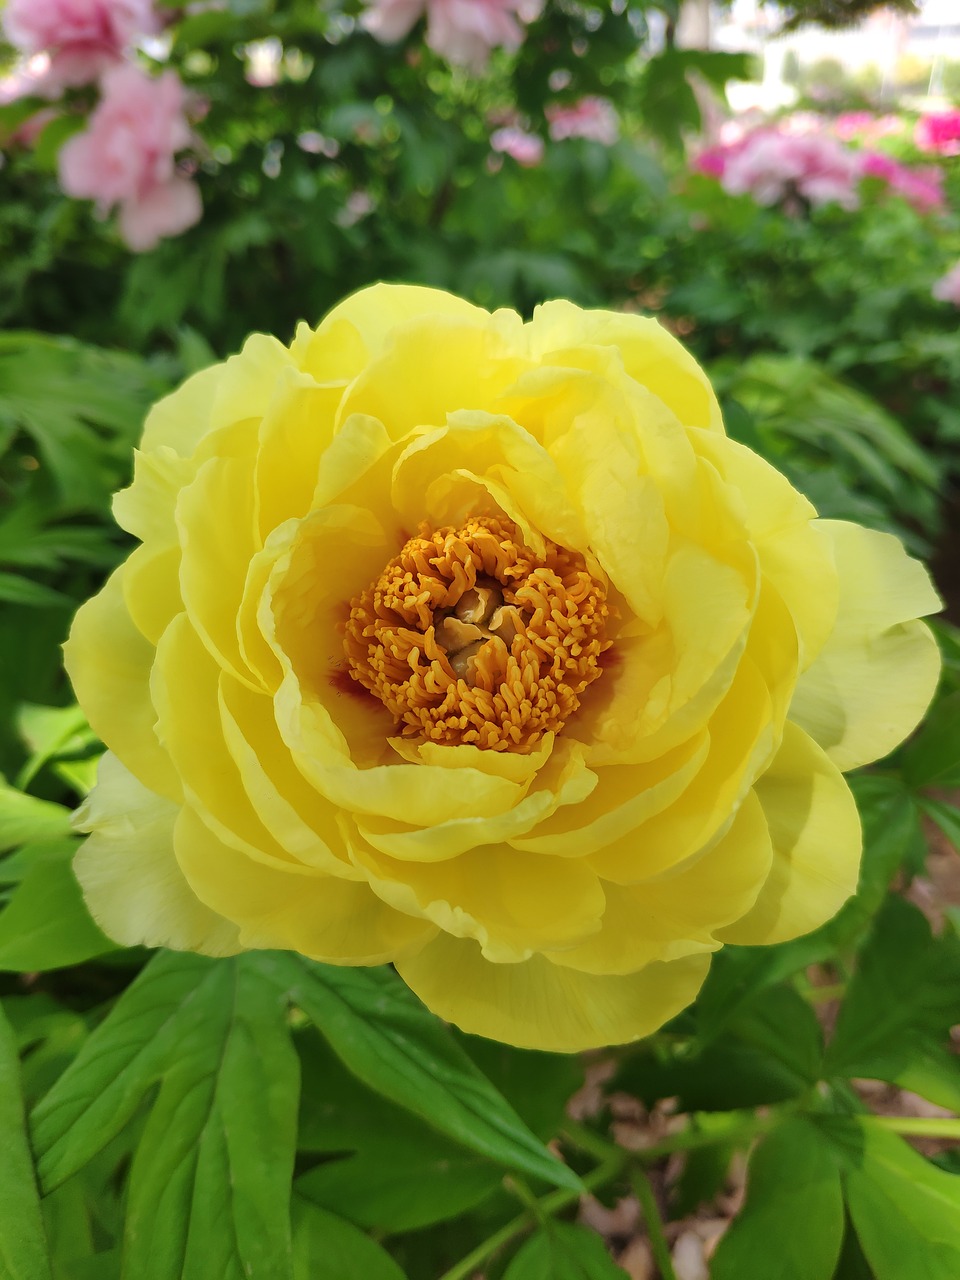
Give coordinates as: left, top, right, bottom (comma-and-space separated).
74, 753, 240, 955
396, 936, 710, 1051
174, 804, 435, 964
549, 789, 773, 975
717, 722, 861, 946
63, 564, 180, 802
788, 521, 941, 771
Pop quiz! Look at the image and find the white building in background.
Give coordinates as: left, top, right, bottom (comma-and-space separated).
706, 0, 960, 111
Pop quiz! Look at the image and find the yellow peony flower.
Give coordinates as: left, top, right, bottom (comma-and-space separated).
65, 284, 941, 1052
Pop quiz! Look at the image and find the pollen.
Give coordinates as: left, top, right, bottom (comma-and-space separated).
343, 516, 611, 752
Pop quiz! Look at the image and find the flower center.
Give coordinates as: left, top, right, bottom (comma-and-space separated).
343, 516, 610, 752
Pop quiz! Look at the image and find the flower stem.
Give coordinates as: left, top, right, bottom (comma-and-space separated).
632, 1167, 679, 1280
867, 1115, 960, 1140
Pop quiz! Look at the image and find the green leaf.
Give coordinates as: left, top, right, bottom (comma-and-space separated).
920, 798, 960, 853
457, 1037, 584, 1140
291, 1200, 406, 1280
825, 896, 960, 1110
15, 703, 96, 791
32, 952, 300, 1280
262, 955, 580, 1193
295, 1032, 500, 1233
618, 985, 822, 1112
503, 1222, 625, 1279
0, 843, 116, 971
0, 782, 72, 852
902, 691, 960, 790
843, 1123, 960, 1279
710, 1118, 844, 1280
0, 1001, 53, 1280
0, 575, 72, 609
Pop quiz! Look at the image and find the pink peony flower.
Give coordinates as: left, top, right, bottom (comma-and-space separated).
860, 151, 944, 214
362, 0, 537, 71
546, 96, 618, 146
490, 125, 543, 167
915, 110, 960, 157
721, 130, 861, 211
1, 0, 156, 92
58, 64, 201, 251
932, 261, 960, 306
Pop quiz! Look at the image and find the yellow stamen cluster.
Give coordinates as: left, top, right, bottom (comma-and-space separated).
343, 516, 610, 752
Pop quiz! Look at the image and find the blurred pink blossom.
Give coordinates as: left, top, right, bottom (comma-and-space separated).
721, 130, 861, 210
915, 110, 960, 156
58, 64, 201, 251
860, 151, 944, 213
1, 0, 156, 92
833, 111, 904, 142
362, 0, 538, 71
546, 96, 618, 145
490, 125, 543, 167
933, 261, 960, 305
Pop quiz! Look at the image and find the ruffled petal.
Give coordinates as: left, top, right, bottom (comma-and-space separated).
789, 521, 941, 771
396, 936, 710, 1051
74, 752, 239, 955
174, 805, 435, 964
63, 565, 180, 802
548, 790, 772, 975
717, 722, 861, 946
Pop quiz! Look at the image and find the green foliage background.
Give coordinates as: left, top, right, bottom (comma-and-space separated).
1, 1, 959, 1277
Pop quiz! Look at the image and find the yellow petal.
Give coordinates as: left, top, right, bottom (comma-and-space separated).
717, 722, 861, 946
526, 300, 724, 432
589, 651, 777, 884
174, 803, 434, 964
151, 613, 306, 870
354, 740, 596, 862
789, 521, 942, 771
353, 839, 606, 962
253, 368, 344, 538
692, 429, 838, 666
112, 445, 195, 544
218, 672, 362, 878
122, 543, 182, 645
309, 282, 488, 365
176, 452, 263, 691
63, 565, 180, 802
396, 935, 710, 1051
74, 752, 240, 955
139, 362, 224, 456
549, 790, 772, 975
337, 313, 528, 442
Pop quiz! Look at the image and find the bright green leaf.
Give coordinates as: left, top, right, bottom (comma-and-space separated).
825, 896, 960, 1110
902, 691, 960, 790
503, 1222, 625, 1279
0, 1000, 53, 1280
844, 1122, 960, 1280
0, 781, 72, 852
0, 846, 117, 972
262, 955, 580, 1193
32, 953, 300, 1280
291, 1200, 406, 1280
710, 1118, 844, 1280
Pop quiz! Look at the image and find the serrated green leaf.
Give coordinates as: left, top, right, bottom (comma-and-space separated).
262, 955, 580, 1193
0, 1000, 53, 1280
503, 1222, 625, 1279
32, 952, 300, 1280
902, 691, 960, 790
0, 844, 117, 971
291, 1200, 406, 1280
825, 896, 960, 1109
0, 782, 72, 852
843, 1123, 960, 1280
295, 1032, 499, 1233
710, 1118, 844, 1280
